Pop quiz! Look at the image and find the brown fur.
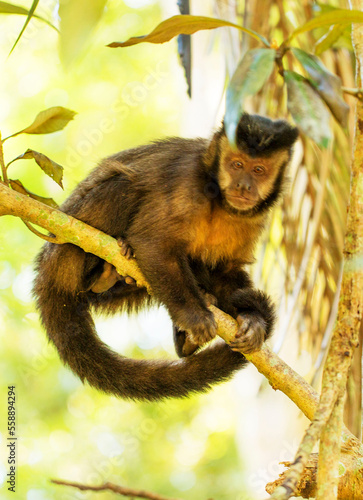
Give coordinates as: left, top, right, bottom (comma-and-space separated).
188, 206, 264, 265
33, 113, 298, 401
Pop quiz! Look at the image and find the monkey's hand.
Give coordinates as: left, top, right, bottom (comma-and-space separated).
174, 295, 218, 358
175, 307, 218, 350
179, 291, 218, 355
229, 313, 266, 354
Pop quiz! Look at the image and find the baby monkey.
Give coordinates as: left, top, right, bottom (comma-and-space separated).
33, 113, 298, 401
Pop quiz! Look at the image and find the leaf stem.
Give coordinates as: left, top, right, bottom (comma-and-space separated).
342, 86, 363, 100
0, 132, 9, 185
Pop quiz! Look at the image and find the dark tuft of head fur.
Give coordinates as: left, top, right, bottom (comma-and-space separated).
234, 113, 299, 157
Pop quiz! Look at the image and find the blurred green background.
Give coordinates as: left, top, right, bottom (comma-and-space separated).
0, 1, 312, 499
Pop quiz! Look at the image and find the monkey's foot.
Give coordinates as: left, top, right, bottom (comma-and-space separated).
229, 313, 266, 354
117, 237, 134, 259
116, 238, 136, 285
183, 336, 200, 356
173, 327, 200, 357
91, 262, 123, 293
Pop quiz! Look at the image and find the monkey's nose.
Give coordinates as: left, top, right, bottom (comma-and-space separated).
237, 182, 252, 192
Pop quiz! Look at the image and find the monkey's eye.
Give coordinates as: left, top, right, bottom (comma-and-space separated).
233, 161, 243, 169
253, 165, 265, 174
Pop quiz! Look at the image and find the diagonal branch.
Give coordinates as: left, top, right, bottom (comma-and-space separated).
0, 182, 321, 416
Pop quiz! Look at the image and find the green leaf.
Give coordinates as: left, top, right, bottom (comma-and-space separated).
59, 0, 108, 66
9, 149, 64, 188
287, 9, 363, 43
108, 15, 270, 48
5, 106, 76, 140
9, 0, 39, 55
0, 1, 30, 13
292, 48, 349, 127
314, 24, 348, 55
225, 48, 276, 146
284, 70, 332, 148
0, 1, 58, 32
10, 179, 58, 208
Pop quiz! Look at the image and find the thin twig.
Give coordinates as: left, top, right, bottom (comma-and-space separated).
51, 479, 183, 500
342, 86, 363, 100
22, 220, 64, 243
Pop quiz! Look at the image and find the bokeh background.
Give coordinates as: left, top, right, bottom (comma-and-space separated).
0, 0, 356, 499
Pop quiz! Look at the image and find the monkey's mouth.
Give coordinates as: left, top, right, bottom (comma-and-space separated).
226, 194, 258, 209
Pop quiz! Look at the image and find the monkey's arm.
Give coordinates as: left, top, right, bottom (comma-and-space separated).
173, 291, 218, 357
128, 238, 217, 345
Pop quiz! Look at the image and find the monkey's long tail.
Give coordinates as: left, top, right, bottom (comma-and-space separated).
35, 288, 247, 401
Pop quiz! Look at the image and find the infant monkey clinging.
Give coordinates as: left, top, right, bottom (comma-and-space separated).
33, 113, 298, 401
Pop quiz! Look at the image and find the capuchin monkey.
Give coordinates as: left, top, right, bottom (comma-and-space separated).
33, 113, 298, 401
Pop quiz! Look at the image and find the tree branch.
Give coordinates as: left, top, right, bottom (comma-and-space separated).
51, 479, 183, 500
316, 392, 345, 499
0, 183, 150, 291
315, 2, 363, 498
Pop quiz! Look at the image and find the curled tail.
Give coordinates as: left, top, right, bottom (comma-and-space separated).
33, 286, 247, 402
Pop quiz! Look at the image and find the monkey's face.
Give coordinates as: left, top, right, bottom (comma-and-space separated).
218, 138, 289, 213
